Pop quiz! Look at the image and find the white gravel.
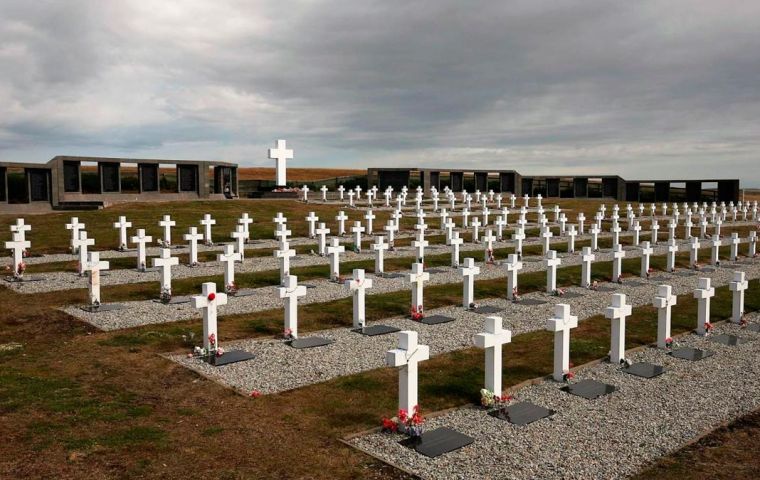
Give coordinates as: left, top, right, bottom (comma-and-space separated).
350, 316, 760, 480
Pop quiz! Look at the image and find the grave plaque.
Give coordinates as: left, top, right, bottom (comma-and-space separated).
709, 334, 748, 346
561, 379, 617, 399
472, 305, 503, 314
670, 347, 714, 361
140, 164, 159, 192
152, 296, 191, 305
514, 298, 547, 306
81, 303, 127, 313
426, 268, 446, 274
376, 272, 404, 279
351, 325, 400, 336
399, 427, 474, 458
673, 271, 696, 277
747, 324, 760, 333
208, 350, 255, 366
595, 286, 618, 293
178, 165, 198, 192
624, 281, 647, 288
289, 337, 333, 349
623, 362, 665, 379
489, 401, 555, 426
559, 292, 584, 299
420, 315, 455, 325
233, 289, 258, 297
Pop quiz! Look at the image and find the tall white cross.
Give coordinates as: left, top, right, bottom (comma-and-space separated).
545, 250, 561, 293
577, 213, 586, 234
694, 277, 715, 335
651, 220, 660, 245
152, 247, 179, 294
729, 271, 748, 323
301, 185, 310, 202
567, 224, 577, 253
612, 243, 625, 282
337, 185, 345, 201
372, 235, 388, 273
546, 304, 578, 382
73, 230, 95, 275
471, 216, 482, 242
269, 139, 293, 187
473, 316, 512, 395
450, 231, 464, 267
483, 229, 496, 260
581, 246, 595, 288
666, 239, 679, 272
605, 293, 632, 364
218, 244, 242, 290
65, 217, 83, 251
589, 223, 601, 251
654, 284, 677, 348
305, 212, 318, 238
159, 215, 176, 245
5, 232, 30, 275
494, 216, 507, 240
748, 231, 757, 257
183, 227, 203, 266
327, 237, 345, 280
315, 223, 330, 256
131, 229, 153, 271
84, 251, 109, 305
540, 226, 554, 255
274, 240, 296, 282
193, 282, 228, 351
710, 237, 721, 266
384, 221, 398, 247
335, 211, 348, 236
347, 190, 356, 208
279, 275, 307, 338
386, 331, 430, 414
462, 208, 470, 228
512, 228, 526, 256
689, 237, 700, 266
459, 257, 480, 308
231, 225, 247, 261
412, 230, 429, 263
351, 221, 365, 252
346, 268, 373, 328
407, 263, 430, 312
505, 254, 522, 300
200, 214, 216, 245
729, 232, 741, 262
320, 185, 328, 202
364, 209, 376, 235
238, 213, 254, 242
113, 216, 132, 249
631, 220, 641, 246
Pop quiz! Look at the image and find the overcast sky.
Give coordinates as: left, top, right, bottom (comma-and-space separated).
1, 1, 759, 185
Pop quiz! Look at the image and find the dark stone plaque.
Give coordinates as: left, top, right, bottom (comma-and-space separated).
471, 305, 503, 314
747, 324, 760, 333
670, 347, 714, 361
399, 427, 474, 458
4, 276, 44, 283
420, 315, 455, 325
595, 286, 618, 292
29, 170, 49, 201
426, 268, 446, 274
140, 164, 159, 191
233, 289, 258, 297
561, 379, 617, 399
289, 337, 333, 349
623, 362, 665, 379
80, 303, 127, 313
673, 271, 697, 277
178, 165, 198, 192
558, 292, 584, 299
624, 281, 647, 288
709, 334, 748, 346
351, 325, 400, 336
488, 401, 555, 426
376, 272, 404, 279
647, 276, 669, 282
514, 298, 548, 306
299, 284, 317, 289
101, 163, 120, 192
699, 267, 716, 273
152, 296, 191, 305
207, 350, 255, 366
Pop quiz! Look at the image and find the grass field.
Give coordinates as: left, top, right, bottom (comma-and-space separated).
1, 197, 759, 479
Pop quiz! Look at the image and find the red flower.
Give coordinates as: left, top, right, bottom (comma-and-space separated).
250, 390, 262, 398
398, 409, 408, 423
208, 292, 216, 301
208, 333, 216, 347
381, 417, 398, 432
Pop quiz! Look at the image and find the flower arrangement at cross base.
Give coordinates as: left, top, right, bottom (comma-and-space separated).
615, 275, 624, 284
22, 248, 30, 258
480, 389, 513, 409
562, 370, 575, 383
139, 262, 147, 273
511, 287, 521, 302
118, 244, 127, 252
552, 288, 566, 297
159, 287, 172, 304
157, 239, 171, 249
665, 337, 674, 349
6, 262, 26, 280
704, 322, 714, 334
225, 282, 238, 295
468, 302, 479, 310
739, 313, 749, 327
590, 280, 599, 291
486, 249, 495, 264
283, 328, 294, 340
189, 333, 225, 359
646, 267, 654, 278
410, 305, 424, 321
381, 405, 425, 439
204, 239, 214, 247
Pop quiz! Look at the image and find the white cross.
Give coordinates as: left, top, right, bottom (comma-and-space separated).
729, 232, 741, 261
5, 232, 30, 275
462, 208, 470, 228
666, 239, 679, 272
305, 212, 318, 238
238, 213, 254, 241
653, 284, 677, 348
748, 231, 757, 257
364, 209, 376, 235
407, 262, 430, 312
512, 227, 526, 256
689, 237, 700, 266
546, 304, 578, 381
345, 268, 373, 328
545, 250, 561, 293
320, 185, 328, 201
729, 271, 748, 323
471, 216, 482, 242
558, 213, 567, 234
73, 230, 95, 275
183, 227, 204, 265
274, 223, 291, 244
218, 244, 242, 290
444, 218, 455, 244
589, 223, 601, 251
459, 257, 480, 308
113, 216, 132, 249
580, 246, 595, 288
612, 243, 625, 282
384, 221, 398, 246
158, 215, 176, 245
279, 274, 307, 338
315, 223, 330, 256
505, 254, 522, 300
65, 217, 83, 250
412, 229, 429, 262
274, 240, 296, 282
347, 190, 356, 208
231, 225, 247, 261
667, 219, 677, 242
335, 211, 348, 236
83, 251, 109, 305
200, 214, 216, 245
483, 228, 496, 258
610, 222, 622, 248
269, 139, 293, 187
301, 185, 310, 202
152, 247, 179, 294
710, 237, 721, 266
473, 316, 512, 394
193, 282, 229, 351
494, 215, 507, 240
351, 221, 365, 252
327, 237, 345, 280
386, 330, 430, 414
338, 185, 345, 200
605, 293, 632, 364
540, 226, 554, 255
372, 235, 389, 273
131, 229, 153, 271
694, 277, 715, 335
482, 206, 490, 226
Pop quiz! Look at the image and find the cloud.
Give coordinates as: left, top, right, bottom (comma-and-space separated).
1, 0, 759, 185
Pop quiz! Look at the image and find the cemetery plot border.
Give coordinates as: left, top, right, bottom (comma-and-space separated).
398, 427, 474, 458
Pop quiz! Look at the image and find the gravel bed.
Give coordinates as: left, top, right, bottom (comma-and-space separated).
350, 316, 760, 479
63, 240, 758, 330
162, 261, 760, 396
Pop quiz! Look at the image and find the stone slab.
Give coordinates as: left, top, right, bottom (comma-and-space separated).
426, 268, 446, 274
623, 362, 665, 379
399, 427, 474, 458
351, 325, 400, 337
558, 292, 584, 299
709, 334, 748, 347
289, 337, 333, 349
376, 272, 405, 279
420, 315, 456, 325
561, 379, 617, 399
670, 347, 714, 361
514, 298, 548, 306
673, 271, 697, 277
208, 350, 255, 366
624, 281, 648, 288
233, 289, 258, 297
488, 401, 555, 426
471, 305, 503, 315
152, 296, 191, 305
747, 324, 760, 333
80, 303, 127, 313
3, 276, 44, 283
299, 284, 318, 289
594, 286, 618, 293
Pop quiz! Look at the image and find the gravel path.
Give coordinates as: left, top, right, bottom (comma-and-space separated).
163, 260, 760, 396
350, 315, 760, 480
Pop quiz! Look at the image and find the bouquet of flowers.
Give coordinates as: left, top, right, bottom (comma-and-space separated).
410, 305, 424, 321
562, 370, 575, 383
552, 288, 566, 297
665, 337, 674, 349
160, 287, 172, 304
480, 389, 512, 408
15, 261, 26, 279
704, 322, 714, 334
283, 328, 294, 340
225, 282, 239, 295
512, 287, 521, 302
118, 243, 127, 252
486, 249, 495, 264
381, 405, 425, 439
